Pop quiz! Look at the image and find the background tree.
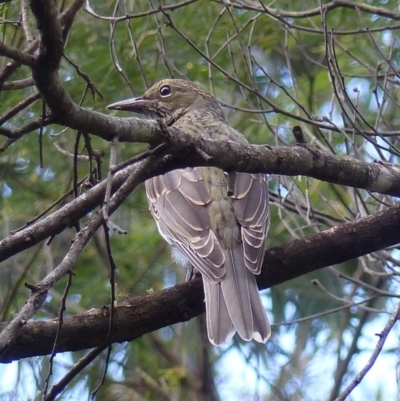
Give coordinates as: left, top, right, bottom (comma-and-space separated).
1, 0, 400, 400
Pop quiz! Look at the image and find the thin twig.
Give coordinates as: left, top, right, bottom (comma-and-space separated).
335, 300, 400, 401
43, 346, 107, 401
91, 224, 117, 398
43, 271, 75, 397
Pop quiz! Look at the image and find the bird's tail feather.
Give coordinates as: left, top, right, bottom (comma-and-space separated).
204, 279, 235, 345
204, 247, 270, 345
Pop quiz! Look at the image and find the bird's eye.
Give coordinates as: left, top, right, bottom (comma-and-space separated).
160, 85, 172, 97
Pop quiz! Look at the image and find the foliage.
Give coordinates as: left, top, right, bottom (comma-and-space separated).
1, 0, 400, 400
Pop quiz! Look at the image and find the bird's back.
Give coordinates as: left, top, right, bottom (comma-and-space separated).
108, 78, 271, 344
147, 106, 270, 344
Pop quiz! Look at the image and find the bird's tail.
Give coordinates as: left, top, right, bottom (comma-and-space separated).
203, 246, 271, 345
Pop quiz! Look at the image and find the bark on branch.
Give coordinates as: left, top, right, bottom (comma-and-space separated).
0, 2, 399, 198
1, 203, 400, 363
1, 0, 400, 367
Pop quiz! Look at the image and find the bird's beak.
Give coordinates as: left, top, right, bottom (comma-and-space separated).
106, 97, 152, 113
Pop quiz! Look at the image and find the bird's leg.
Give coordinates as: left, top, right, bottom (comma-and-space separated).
185, 264, 201, 282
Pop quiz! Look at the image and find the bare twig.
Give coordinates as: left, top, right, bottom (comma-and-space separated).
335, 300, 400, 401
0, 157, 155, 353
43, 346, 107, 401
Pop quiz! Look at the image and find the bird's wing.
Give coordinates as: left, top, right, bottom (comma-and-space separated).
233, 172, 269, 274
145, 168, 226, 283
208, 123, 269, 273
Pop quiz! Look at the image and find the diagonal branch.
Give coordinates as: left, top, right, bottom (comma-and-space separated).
1, 203, 400, 362
1, 138, 400, 265
231, 0, 400, 20
335, 300, 400, 401
0, 42, 36, 67
0, 157, 155, 356
1, 2, 398, 202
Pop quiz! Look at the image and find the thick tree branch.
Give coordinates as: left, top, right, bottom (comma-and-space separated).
25, 76, 400, 197
1, 203, 400, 362
0, 2, 397, 200
0, 3, 396, 200
1, 0, 399, 373
30, 0, 63, 68
16, 49, 400, 198
0, 157, 155, 355
58, 110, 400, 197
1, 138, 400, 265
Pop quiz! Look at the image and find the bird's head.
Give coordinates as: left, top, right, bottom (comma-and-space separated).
107, 79, 225, 125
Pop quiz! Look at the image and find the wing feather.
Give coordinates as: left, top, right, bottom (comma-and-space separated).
145, 168, 226, 283
233, 173, 269, 274
204, 280, 235, 345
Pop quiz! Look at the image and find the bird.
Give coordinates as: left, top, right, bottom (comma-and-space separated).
107, 79, 270, 345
